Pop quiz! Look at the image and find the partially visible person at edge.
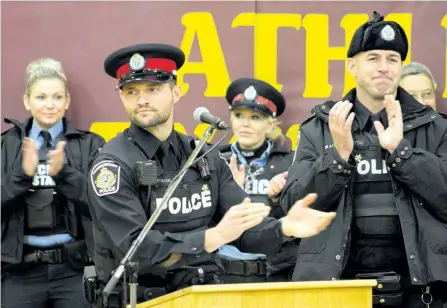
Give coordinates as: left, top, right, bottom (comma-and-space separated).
280, 11, 447, 308
217, 78, 297, 283
85, 43, 336, 307
400, 61, 438, 110
1, 58, 105, 308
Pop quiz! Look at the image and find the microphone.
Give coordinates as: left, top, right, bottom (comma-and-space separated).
193, 107, 229, 130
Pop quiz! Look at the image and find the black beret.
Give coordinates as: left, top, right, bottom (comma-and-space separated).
104, 43, 185, 88
347, 11, 408, 61
225, 78, 286, 117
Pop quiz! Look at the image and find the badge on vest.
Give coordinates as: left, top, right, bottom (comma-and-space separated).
91, 160, 120, 197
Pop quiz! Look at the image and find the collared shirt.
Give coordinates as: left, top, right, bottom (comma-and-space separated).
127, 123, 182, 169
354, 98, 388, 133
25, 118, 72, 247
28, 119, 64, 149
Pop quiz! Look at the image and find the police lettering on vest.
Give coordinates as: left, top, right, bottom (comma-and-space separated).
155, 189, 212, 215
244, 179, 269, 195
354, 154, 390, 176
26, 156, 58, 230
152, 182, 215, 224
32, 163, 56, 187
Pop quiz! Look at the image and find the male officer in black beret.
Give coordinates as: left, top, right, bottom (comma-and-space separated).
85, 43, 336, 307
281, 11, 447, 307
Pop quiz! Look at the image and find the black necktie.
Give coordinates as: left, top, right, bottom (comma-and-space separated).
40, 130, 53, 151
158, 142, 179, 171
368, 114, 381, 134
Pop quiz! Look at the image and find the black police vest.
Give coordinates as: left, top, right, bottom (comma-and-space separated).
25, 147, 66, 235
350, 131, 405, 270
148, 159, 216, 234
93, 138, 219, 282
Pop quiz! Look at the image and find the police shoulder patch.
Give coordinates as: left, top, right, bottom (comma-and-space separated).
90, 160, 121, 197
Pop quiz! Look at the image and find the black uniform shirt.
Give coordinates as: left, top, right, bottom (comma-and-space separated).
126, 125, 181, 170
87, 123, 289, 274
353, 99, 388, 133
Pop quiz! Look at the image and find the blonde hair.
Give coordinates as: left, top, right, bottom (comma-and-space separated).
267, 117, 285, 146
25, 58, 68, 96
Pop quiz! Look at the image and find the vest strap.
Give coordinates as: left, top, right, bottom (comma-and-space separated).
354, 194, 398, 217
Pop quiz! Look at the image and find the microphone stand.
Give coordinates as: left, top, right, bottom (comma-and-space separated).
101, 124, 217, 308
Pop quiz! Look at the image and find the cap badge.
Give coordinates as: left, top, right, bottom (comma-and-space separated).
129, 53, 146, 71
243, 85, 257, 101
380, 25, 395, 41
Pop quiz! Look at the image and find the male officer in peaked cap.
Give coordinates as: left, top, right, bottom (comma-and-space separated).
218, 78, 298, 283
85, 43, 336, 307
281, 11, 447, 307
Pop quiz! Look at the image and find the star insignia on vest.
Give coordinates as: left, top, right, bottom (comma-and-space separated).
355, 154, 363, 163
380, 25, 395, 41
91, 160, 121, 197
202, 184, 209, 191
243, 85, 257, 101
129, 53, 146, 71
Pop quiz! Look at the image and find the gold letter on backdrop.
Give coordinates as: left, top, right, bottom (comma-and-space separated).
232, 13, 302, 92
302, 13, 367, 98
442, 14, 447, 98
178, 12, 231, 97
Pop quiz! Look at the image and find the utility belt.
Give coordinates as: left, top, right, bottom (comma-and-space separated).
350, 270, 403, 306
23, 248, 68, 265
221, 258, 267, 277
84, 260, 224, 308
26, 189, 80, 237
3, 240, 90, 276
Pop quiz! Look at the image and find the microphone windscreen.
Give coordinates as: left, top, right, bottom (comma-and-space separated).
193, 107, 209, 123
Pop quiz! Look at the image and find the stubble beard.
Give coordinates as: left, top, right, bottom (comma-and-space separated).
131, 99, 173, 129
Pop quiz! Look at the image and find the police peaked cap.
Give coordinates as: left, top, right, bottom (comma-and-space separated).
347, 11, 409, 61
104, 43, 185, 88
225, 78, 286, 117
